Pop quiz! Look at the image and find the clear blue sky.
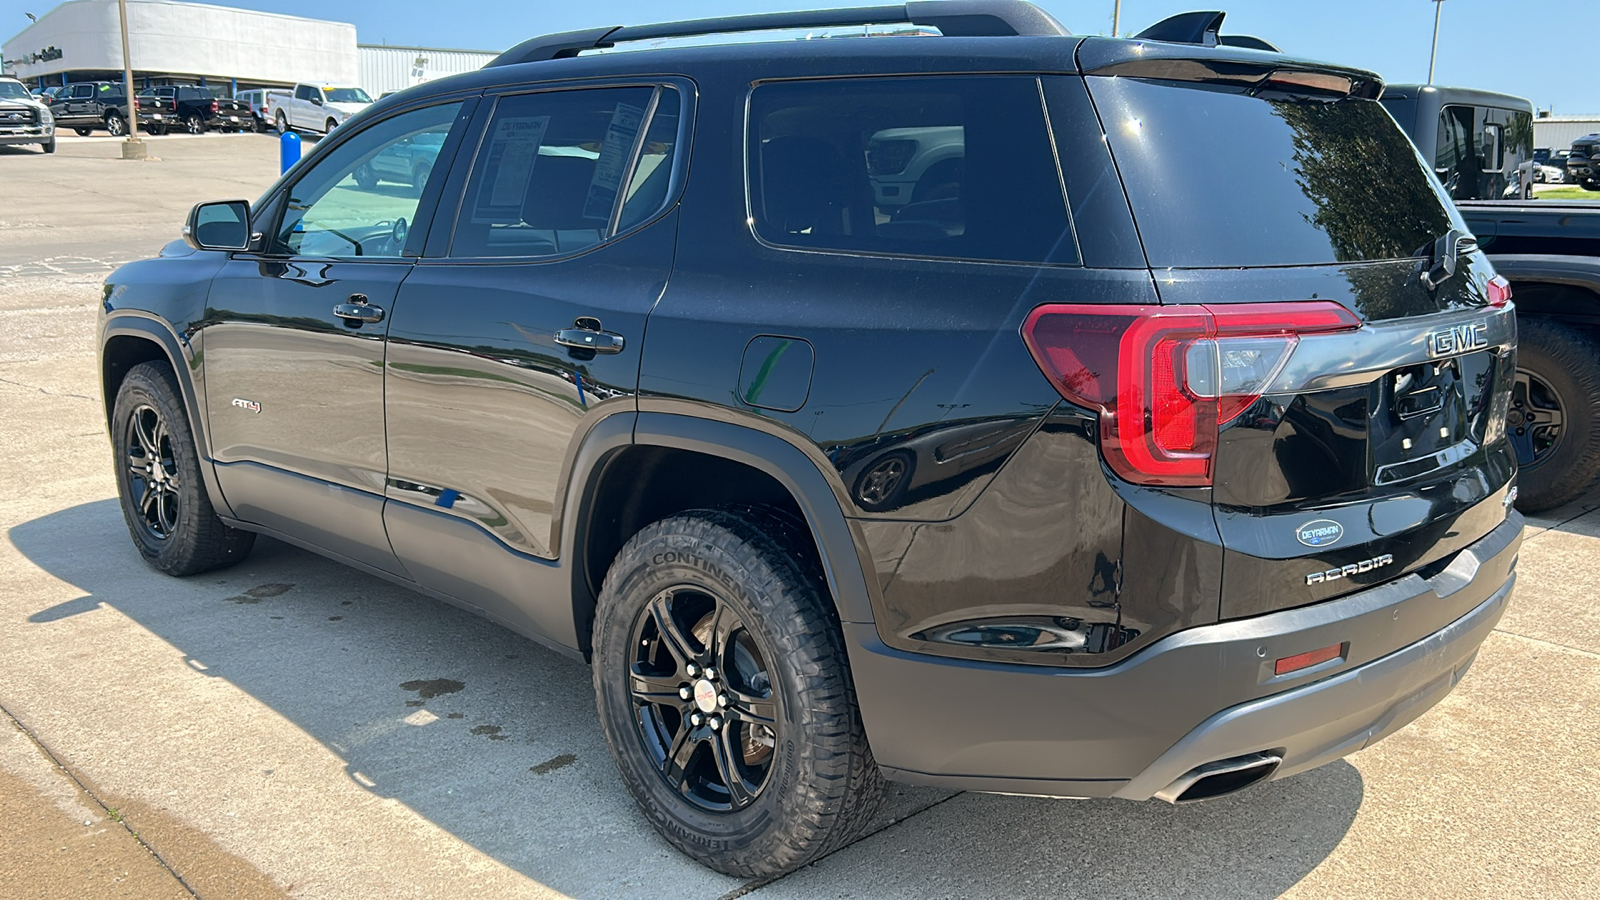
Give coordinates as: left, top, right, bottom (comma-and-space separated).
15, 0, 1593, 114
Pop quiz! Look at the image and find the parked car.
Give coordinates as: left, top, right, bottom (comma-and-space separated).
49, 81, 138, 136
0, 75, 56, 153
101, 3, 1523, 879
233, 88, 273, 132
135, 85, 252, 135
1567, 134, 1600, 191
353, 129, 445, 194
267, 83, 373, 135
1387, 84, 1600, 511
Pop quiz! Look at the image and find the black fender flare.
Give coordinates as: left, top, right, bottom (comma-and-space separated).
557, 408, 880, 630
99, 312, 235, 519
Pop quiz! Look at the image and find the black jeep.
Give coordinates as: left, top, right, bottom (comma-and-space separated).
99, 2, 1523, 877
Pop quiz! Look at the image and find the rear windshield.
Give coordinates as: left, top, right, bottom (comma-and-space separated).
1091, 77, 1462, 268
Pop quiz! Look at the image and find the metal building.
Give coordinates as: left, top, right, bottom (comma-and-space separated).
1535, 116, 1600, 152
359, 45, 495, 98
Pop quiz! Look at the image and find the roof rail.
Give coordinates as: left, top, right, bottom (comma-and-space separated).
1132, 11, 1280, 53
488, 0, 1070, 68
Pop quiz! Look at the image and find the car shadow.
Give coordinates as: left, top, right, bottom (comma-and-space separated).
9, 500, 1363, 898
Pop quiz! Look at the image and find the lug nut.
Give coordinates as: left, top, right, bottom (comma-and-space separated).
703, 667, 717, 681
686, 663, 699, 677
708, 716, 722, 731
691, 713, 704, 726
717, 694, 728, 708
679, 686, 692, 700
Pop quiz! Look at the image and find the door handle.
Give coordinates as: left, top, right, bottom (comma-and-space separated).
333, 293, 384, 324
554, 327, 624, 354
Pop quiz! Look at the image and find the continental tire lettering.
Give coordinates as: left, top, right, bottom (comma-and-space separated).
649, 550, 752, 604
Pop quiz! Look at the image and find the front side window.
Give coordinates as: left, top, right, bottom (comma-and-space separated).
273, 101, 463, 259
450, 86, 681, 258
296, 85, 315, 102
325, 87, 373, 104
748, 76, 1076, 265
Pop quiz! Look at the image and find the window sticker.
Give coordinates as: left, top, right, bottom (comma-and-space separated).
474, 115, 551, 223
582, 102, 645, 221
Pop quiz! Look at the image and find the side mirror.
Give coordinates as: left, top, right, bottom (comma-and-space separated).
184, 200, 252, 251
311, 94, 324, 107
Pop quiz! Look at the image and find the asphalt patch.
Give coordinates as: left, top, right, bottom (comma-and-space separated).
469, 725, 507, 741
399, 678, 464, 700
530, 753, 576, 775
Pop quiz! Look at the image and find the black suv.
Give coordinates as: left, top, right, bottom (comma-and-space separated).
99, 2, 1523, 877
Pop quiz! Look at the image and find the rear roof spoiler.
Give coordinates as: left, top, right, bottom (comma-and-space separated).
489, 0, 1071, 67
1133, 10, 1280, 53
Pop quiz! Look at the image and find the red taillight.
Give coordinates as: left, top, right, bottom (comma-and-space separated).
1275, 643, 1344, 676
1487, 274, 1512, 307
1022, 301, 1362, 487
211, 99, 219, 114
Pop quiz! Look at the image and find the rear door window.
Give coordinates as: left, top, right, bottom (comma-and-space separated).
448, 86, 681, 259
747, 76, 1077, 266
1091, 77, 1463, 268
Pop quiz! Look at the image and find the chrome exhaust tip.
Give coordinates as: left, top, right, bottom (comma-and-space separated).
1154, 752, 1283, 804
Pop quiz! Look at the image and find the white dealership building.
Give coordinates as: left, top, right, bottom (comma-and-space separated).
1, 0, 495, 96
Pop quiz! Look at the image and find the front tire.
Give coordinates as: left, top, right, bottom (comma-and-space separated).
74, 126, 92, 137
1510, 319, 1600, 512
593, 507, 884, 877
43, 137, 56, 154
112, 362, 255, 575
325, 117, 338, 134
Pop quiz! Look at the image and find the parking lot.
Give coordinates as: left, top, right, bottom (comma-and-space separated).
2, 134, 1599, 899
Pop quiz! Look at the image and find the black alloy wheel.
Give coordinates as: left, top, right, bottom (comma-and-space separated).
1505, 318, 1600, 512
1509, 368, 1564, 470
593, 507, 884, 877
124, 403, 181, 541
111, 362, 255, 575
628, 586, 779, 813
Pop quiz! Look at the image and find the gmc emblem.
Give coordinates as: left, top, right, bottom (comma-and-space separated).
1426, 322, 1488, 358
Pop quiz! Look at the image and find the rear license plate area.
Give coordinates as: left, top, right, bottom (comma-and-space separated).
1370, 352, 1495, 484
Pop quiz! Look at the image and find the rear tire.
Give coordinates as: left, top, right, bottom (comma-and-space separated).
592, 507, 884, 877
112, 362, 255, 575
275, 111, 289, 134
104, 112, 126, 137
184, 113, 205, 135
1511, 318, 1600, 512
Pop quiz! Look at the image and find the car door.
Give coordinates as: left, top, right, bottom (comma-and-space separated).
60, 84, 91, 125
201, 97, 475, 574
381, 82, 688, 645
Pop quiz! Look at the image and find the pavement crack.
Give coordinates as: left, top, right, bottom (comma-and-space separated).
1491, 629, 1600, 659
714, 790, 966, 900
0, 374, 98, 402
0, 702, 202, 899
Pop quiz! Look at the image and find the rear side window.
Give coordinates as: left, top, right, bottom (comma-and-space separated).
1434, 104, 1532, 201
1092, 77, 1462, 268
748, 76, 1077, 266
449, 86, 680, 258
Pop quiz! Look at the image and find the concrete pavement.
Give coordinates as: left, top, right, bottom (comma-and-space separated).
2, 133, 1598, 899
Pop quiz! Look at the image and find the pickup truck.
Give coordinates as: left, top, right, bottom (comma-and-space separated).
136, 85, 252, 135
49, 81, 144, 137
265, 83, 373, 135
1385, 84, 1600, 512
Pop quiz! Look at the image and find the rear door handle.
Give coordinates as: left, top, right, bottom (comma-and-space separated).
333, 293, 384, 323
555, 328, 624, 354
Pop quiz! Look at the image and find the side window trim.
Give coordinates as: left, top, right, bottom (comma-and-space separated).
608, 85, 664, 238
245, 95, 480, 262
428, 78, 694, 263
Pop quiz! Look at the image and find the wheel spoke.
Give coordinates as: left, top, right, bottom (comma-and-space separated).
156, 489, 176, 534
133, 412, 159, 456
1509, 426, 1537, 466
139, 484, 159, 519
630, 666, 686, 707
1529, 406, 1563, 429
707, 600, 738, 662
711, 727, 754, 808
661, 721, 699, 790
126, 451, 147, 477
649, 593, 698, 667
727, 689, 777, 727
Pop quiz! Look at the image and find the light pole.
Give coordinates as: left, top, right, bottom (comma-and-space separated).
116, 0, 145, 159
1427, 0, 1445, 85
1112, 0, 1121, 37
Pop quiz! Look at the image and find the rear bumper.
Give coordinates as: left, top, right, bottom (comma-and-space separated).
851, 512, 1522, 799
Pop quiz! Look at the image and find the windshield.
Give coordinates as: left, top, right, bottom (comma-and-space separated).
0, 82, 32, 101
324, 88, 372, 104
1092, 77, 1462, 268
